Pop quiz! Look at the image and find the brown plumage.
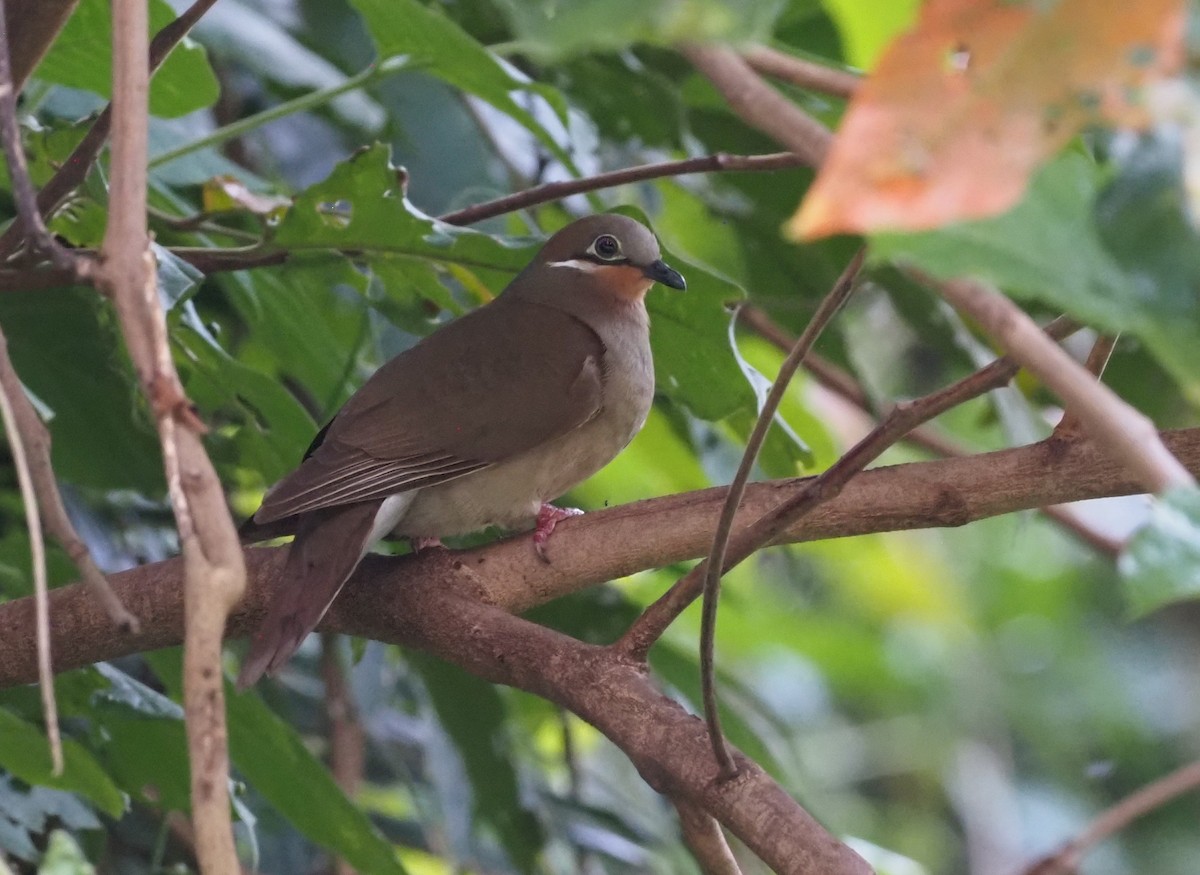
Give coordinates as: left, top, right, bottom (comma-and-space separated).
237, 214, 685, 688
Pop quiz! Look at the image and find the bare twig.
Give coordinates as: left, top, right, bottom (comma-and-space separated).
1024, 760, 1200, 875
739, 305, 1123, 558
0, 0, 88, 278
0, 0, 221, 261
439, 151, 804, 226
741, 45, 860, 99
931, 276, 1193, 493
617, 317, 1080, 658
674, 798, 744, 875
700, 248, 865, 775
0, 325, 60, 773
96, 0, 245, 871
681, 44, 831, 168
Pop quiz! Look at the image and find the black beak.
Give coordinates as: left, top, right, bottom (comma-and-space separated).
644, 259, 687, 290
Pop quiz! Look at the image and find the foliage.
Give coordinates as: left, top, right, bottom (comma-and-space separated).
0, 0, 1198, 874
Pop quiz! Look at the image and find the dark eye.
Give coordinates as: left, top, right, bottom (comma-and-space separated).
591, 234, 621, 260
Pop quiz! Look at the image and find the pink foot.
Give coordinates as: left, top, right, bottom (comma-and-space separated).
411, 536, 444, 553
533, 503, 583, 563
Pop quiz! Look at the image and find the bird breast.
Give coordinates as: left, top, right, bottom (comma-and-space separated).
394, 304, 654, 538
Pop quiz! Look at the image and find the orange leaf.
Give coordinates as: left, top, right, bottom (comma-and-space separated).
792, 0, 1185, 239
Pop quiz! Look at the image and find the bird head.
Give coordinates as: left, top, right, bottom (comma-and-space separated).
524, 214, 687, 305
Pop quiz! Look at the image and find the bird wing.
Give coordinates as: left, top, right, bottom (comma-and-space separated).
253, 299, 607, 522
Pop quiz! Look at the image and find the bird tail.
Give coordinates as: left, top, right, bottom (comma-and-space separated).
236, 500, 383, 689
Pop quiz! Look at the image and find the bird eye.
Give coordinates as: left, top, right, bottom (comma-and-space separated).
590, 234, 622, 261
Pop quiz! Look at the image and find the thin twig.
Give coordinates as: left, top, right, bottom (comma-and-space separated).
681, 43, 832, 168
0, 0, 88, 277
0, 325, 60, 774
674, 798, 744, 875
0, 0, 220, 261
1024, 760, 1200, 875
616, 317, 1080, 659
739, 305, 1123, 558
700, 248, 865, 775
930, 276, 1193, 493
439, 151, 804, 226
741, 45, 860, 99
1054, 334, 1119, 439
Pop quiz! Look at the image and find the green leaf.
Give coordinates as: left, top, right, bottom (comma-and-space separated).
190, 1, 386, 132
32, 0, 219, 118
818, 0, 920, 68
270, 144, 530, 272
0, 709, 125, 818
496, 0, 787, 61
870, 151, 1200, 402
409, 655, 543, 871
349, 0, 572, 162
1120, 487, 1200, 617
0, 288, 163, 491
145, 651, 410, 875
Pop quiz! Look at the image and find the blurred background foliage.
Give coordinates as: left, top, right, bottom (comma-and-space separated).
0, 0, 1199, 873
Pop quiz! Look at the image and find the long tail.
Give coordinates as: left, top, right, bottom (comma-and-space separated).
236, 500, 383, 689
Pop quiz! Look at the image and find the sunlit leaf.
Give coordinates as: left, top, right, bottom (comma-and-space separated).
794, 0, 1186, 237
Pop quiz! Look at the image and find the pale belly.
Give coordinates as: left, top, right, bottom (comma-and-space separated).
394, 399, 646, 538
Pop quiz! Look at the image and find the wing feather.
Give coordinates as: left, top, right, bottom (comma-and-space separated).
253, 299, 606, 524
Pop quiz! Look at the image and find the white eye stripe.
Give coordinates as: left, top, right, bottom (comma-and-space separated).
547, 258, 606, 273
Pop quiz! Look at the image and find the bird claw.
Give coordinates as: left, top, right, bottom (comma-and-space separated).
411, 536, 444, 553
532, 503, 583, 563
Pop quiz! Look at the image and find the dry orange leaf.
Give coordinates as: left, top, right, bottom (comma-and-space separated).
792, 0, 1185, 239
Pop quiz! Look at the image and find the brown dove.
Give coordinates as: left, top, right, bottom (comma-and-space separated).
237, 214, 686, 687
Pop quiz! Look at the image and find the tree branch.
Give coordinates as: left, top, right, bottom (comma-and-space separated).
438, 151, 805, 226
618, 317, 1079, 658
741, 45, 860, 99
739, 305, 1124, 558
681, 44, 832, 167
931, 275, 1193, 493
4, 431, 1200, 872
1023, 760, 1200, 875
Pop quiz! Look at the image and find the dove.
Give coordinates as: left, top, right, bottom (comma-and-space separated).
237, 214, 685, 687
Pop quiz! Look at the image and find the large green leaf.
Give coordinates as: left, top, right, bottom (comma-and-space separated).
0, 709, 125, 819
409, 654, 543, 871
32, 0, 219, 118
1120, 487, 1200, 617
146, 651, 410, 875
0, 289, 163, 491
870, 151, 1200, 402
495, 0, 787, 60
350, 0, 571, 163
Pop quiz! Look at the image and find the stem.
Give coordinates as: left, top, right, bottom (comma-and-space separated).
148, 56, 409, 170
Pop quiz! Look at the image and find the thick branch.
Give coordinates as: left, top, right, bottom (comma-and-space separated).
6, 0, 77, 93
4, 433, 1200, 870
741, 46, 860, 99
4, 430, 1199, 689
